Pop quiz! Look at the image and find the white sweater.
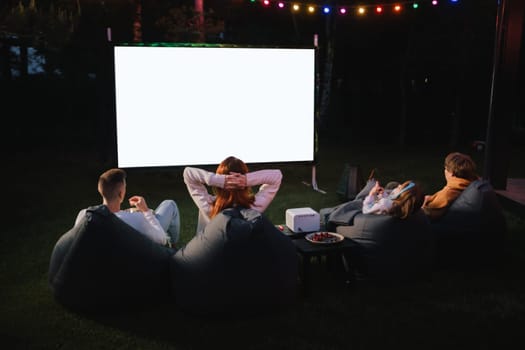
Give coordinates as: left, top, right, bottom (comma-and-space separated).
362, 194, 393, 215
75, 208, 168, 245
183, 167, 282, 234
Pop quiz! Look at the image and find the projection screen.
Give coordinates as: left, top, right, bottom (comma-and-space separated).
113, 45, 316, 168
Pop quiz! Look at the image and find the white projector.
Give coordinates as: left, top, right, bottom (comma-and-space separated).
285, 207, 320, 233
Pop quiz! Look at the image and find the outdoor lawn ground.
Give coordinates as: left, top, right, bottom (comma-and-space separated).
2, 138, 525, 349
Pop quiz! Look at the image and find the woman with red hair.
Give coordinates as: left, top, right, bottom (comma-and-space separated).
183, 156, 282, 234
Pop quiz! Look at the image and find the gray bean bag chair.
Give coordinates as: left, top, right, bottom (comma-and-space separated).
429, 179, 507, 268
48, 205, 175, 313
336, 210, 434, 282
170, 207, 298, 314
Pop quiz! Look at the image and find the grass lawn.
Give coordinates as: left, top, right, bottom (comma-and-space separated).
2, 138, 525, 349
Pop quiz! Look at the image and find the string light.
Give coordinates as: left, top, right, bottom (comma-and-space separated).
247, 1, 459, 16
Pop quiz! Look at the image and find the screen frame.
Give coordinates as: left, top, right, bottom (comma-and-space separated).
107, 42, 319, 170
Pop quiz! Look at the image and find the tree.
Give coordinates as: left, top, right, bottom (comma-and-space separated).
194, 0, 203, 42
0, 0, 81, 78
155, 2, 223, 43
132, 0, 142, 42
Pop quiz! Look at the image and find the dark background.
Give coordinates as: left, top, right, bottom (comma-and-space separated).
1, 0, 523, 158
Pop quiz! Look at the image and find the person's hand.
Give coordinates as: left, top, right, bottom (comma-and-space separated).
128, 195, 149, 212
369, 181, 383, 197
224, 172, 246, 190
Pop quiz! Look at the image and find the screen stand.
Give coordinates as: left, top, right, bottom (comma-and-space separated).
303, 165, 326, 194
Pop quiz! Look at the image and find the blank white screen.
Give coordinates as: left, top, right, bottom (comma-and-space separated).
114, 46, 315, 167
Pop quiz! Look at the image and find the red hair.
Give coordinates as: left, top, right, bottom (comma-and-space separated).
210, 156, 255, 218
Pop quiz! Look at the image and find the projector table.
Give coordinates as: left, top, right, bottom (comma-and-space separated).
277, 225, 360, 296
